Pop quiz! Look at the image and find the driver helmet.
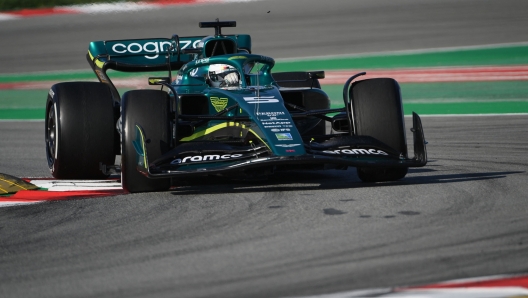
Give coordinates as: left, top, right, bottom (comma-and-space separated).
207, 64, 240, 88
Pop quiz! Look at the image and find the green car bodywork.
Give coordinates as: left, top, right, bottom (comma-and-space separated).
87, 35, 310, 157
81, 21, 426, 191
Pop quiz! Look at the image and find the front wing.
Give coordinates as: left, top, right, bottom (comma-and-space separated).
133, 113, 427, 178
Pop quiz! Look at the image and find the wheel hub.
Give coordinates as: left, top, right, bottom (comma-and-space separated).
46, 105, 56, 161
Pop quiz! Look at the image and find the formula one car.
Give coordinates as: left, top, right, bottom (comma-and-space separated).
45, 20, 427, 193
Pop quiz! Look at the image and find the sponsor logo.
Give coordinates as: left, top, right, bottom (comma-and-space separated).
286, 149, 296, 153
189, 68, 200, 77
262, 121, 291, 125
228, 56, 247, 60
261, 119, 290, 122
171, 153, 244, 164
179, 39, 201, 50
275, 133, 293, 141
276, 144, 301, 148
243, 96, 279, 104
111, 41, 172, 59
109, 39, 200, 59
210, 97, 228, 112
196, 58, 209, 65
48, 89, 54, 98
256, 111, 285, 116
270, 128, 291, 132
323, 149, 389, 155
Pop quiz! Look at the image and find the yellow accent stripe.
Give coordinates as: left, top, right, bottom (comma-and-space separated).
136, 125, 148, 169
0, 177, 28, 191
88, 50, 105, 69
180, 122, 245, 142
0, 187, 8, 194
180, 122, 271, 150
248, 129, 271, 150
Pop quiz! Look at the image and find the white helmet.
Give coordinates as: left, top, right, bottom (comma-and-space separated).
207, 64, 240, 88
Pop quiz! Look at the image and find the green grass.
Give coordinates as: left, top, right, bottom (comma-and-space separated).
0, 109, 44, 119
0, 90, 46, 109
397, 81, 528, 101
2, 45, 528, 83
0, 88, 132, 120
2, 82, 527, 119
403, 101, 528, 115
0, 70, 163, 84
323, 81, 528, 115
323, 81, 528, 104
274, 44, 528, 72
2, 45, 528, 119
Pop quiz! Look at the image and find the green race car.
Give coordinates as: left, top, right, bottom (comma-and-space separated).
45, 20, 427, 193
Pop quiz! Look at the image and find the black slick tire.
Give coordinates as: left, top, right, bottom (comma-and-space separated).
45, 82, 116, 179
121, 90, 171, 193
350, 78, 408, 182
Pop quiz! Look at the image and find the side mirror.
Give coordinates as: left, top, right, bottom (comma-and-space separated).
148, 77, 171, 86
308, 71, 325, 79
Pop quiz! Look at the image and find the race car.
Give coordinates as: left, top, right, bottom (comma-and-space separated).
45, 20, 427, 193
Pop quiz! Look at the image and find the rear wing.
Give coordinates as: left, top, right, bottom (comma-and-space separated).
86, 34, 251, 100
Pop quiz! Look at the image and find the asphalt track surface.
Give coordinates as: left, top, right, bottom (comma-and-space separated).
1, 1, 528, 297
1, 0, 528, 73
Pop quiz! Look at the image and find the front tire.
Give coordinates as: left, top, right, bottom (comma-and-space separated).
350, 78, 408, 182
45, 82, 116, 179
121, 90, 171, 193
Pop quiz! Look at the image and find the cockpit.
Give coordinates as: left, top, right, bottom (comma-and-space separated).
176, 56, 274, 90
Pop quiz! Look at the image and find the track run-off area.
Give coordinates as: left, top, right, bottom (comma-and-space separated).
2, 43, 528, 119
1, 0, 528, 297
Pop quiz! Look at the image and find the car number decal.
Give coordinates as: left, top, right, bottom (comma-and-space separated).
243, 96, 279, 104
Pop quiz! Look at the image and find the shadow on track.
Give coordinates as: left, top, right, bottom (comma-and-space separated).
168, 168, 523, 196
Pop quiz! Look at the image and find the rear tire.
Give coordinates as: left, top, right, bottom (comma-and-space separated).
45, 82, 116, 179
350, 78, 408, 182
121, 90, 171, 193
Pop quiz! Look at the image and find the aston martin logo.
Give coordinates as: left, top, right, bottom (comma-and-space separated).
210, 97, 228, 112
